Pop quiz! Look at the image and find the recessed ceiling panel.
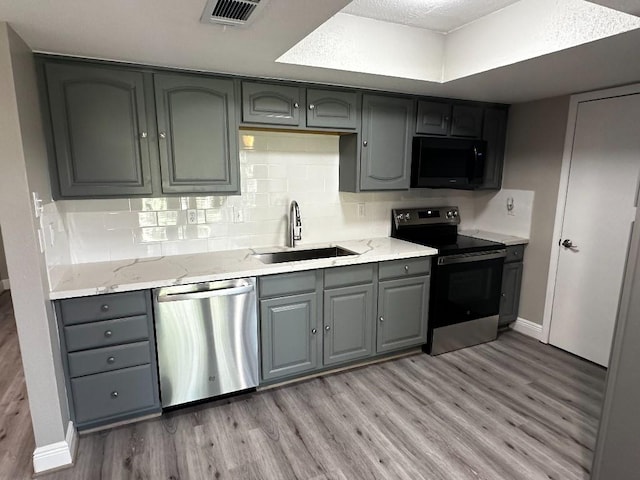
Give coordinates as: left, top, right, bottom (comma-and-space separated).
342, 0, 522, 33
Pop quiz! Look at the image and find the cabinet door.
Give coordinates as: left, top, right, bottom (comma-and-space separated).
499, 262, 523, 327
44, 63, 152, 197
306, 89, 358, 130
154, 74, 239, 194
260, 293, 318, 381
416, 100, 451, 135
479, 107, 508, 190
360, 95, 413, 190
450, 105, 483, 138
323, 284, 374, 366
242, 82, 301, 126
377, 276, 429, 353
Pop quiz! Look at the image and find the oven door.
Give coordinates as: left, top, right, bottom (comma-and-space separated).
430, 250, 506, 328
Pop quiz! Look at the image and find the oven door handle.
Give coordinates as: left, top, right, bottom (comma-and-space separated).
437, 249, 507, 265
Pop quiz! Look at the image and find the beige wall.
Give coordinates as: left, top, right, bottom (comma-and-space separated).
0, 227, 8, 281
502, 95, 571, 325
0, 22, 70, 453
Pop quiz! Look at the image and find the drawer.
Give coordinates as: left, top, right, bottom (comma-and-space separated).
71, 364, 156, 425
59, 291, 148, 325
64, 315, 149, 352
324, 263, 374, 289
259, 271, 317, 298
505, 245, 525, 263
378, 257, 431, 280
67, 341, 151, 378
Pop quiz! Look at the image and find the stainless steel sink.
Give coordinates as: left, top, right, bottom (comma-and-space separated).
253, 246, 358, 264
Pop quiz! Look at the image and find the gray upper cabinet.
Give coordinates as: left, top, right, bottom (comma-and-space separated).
260, 293, 319, 381
323, 283, 374, 365
479, 106, 508, 190
415, 100, 483, 138
44, 62, 153, 197
306, 89, 358, 130
154, 74, 239, 194
360, 95, 413, 190
377, 276, 429, 353
416, 101, 451, 136
241, 82, 302, 126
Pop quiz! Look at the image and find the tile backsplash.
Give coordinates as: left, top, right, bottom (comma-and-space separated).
46, 130, 528, 268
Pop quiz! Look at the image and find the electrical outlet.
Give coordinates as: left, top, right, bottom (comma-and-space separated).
187, 209, 198, 225
48, 223, 56, 247
357, 203, 366, 218
233, 206, 244, 223
506, 197, 515, 216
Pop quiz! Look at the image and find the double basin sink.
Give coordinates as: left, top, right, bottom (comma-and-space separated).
253, 246, 357, 264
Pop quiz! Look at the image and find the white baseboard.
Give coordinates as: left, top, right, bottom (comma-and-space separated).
0, 278, 8, 292
510, 317, 544, 341
33, 421, 77, 474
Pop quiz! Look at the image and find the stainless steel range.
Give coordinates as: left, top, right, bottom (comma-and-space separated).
391, 206, 506, 355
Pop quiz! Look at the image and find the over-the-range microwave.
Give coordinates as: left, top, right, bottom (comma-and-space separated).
410, 136, 487, 190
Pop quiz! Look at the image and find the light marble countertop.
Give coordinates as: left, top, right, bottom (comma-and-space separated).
49, 238, 438, 300
459, 229, 529, 246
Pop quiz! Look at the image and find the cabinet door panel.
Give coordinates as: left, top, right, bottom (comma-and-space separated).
45, 63, 152, 197
242, 82, 301, 126
324, 284, 374, 365
416, 101, 451, 135
377, 276, 429, 353
499, 262, 523, 326
306, 89, 357, 129
479, 107, 508, 190
155, 74, 239, 194
360, 95, 413, 190
260, 293, 318, 381
451, 105, 483, 138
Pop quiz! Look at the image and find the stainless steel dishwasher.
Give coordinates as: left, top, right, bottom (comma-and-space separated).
153, 278, 258, 408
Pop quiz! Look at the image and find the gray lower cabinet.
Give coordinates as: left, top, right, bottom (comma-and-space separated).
260, 293, 319, 381
479, 106, 508, 190
44, 62, 153, 197
55, 291, 160, 430
154, 74, 239, 194
359, 94, 414, 190
377, 276, 430, 353
499, 245, 525, 326
323, 283, 374, 365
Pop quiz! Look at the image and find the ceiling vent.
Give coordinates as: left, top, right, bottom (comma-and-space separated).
200, 0, 268, 26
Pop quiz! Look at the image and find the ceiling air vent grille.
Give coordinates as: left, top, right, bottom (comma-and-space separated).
200, 0, 268, 26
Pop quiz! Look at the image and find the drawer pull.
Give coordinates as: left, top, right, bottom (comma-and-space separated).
107, 356, 116, 364
111, 391, 119, 399
379, 316, 384, 322
104, 330, 113, 338
101, 304, 110, 312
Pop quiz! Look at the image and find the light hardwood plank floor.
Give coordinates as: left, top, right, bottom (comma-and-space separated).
0, 290, 606, 480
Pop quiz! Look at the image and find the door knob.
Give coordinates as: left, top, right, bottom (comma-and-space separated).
562, 239, 577, 249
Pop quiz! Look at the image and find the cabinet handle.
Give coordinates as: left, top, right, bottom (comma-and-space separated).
140, 132, 148, 139
379, 316, 384, 322
309, 104, 315, 110
104, 330, 113, 338
107, 356, 116, 364
100, 304, 109, 312
311, 328, 317, 335
363, 140, 368, 147
159, 131, 167, 139
501, 293, 506, 297
404, 265, 409, 272
293, 102, 299, 109
325, 325, 331, 331
111, 391, 119, 399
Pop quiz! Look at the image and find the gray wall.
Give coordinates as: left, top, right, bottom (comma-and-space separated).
0, 22, 70, 449
0, 228, 8, 281
502, 96, 571, 325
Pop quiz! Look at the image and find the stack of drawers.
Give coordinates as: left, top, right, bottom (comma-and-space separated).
55, 291, 161, 430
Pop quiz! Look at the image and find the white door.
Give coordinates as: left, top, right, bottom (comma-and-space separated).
549, 94, 640, 367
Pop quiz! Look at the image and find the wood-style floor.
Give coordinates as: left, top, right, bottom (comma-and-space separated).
0, 292, 606, 480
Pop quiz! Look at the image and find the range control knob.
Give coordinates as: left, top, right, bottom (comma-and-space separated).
405, 213, 411, 221
396, 213, 406, 222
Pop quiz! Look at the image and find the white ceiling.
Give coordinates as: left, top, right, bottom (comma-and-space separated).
0, 0, 639, 104
342, 0, 521, 33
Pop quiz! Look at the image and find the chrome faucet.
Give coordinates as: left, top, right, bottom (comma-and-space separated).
289, 200, 302, 247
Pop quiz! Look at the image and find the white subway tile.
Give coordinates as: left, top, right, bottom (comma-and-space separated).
157, 210, 179, 226
138, 212, 158, 227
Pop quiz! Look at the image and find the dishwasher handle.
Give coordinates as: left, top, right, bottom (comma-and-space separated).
156, 283, 254, 303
